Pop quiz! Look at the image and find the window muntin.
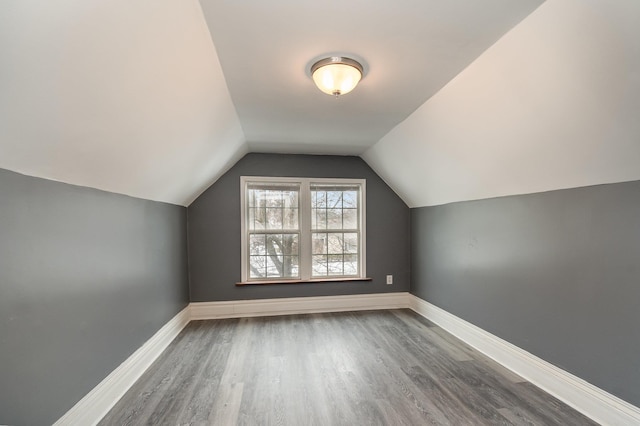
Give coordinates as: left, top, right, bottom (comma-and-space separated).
241, 177, 365, 282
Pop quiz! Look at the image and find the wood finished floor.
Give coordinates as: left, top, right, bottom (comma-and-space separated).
100, 310, 597, 425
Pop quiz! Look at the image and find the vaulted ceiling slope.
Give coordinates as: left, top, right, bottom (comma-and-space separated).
2, 1, 638, 208
364, 0, 640, 208
0, 0, 246, 206
0, 0, 544, 206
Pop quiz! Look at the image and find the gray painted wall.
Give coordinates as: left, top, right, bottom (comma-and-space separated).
411, 181, 640, 407
0, 168, 189, 426
188, 153, 410, 301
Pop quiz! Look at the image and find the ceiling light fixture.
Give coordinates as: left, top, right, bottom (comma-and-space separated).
310, 56, 363, 97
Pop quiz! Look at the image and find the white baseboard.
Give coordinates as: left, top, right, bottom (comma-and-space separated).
190, 292, 410, 320
55, 293, 640, 426
408, 294, 640, 426
53, 306, 191, 426
54, 292, 408, 425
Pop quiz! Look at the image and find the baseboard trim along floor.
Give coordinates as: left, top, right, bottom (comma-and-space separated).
53, 306, 191, 426
55, 292, 640, 425
189, 292, 409, 320
408, 294, 640, 426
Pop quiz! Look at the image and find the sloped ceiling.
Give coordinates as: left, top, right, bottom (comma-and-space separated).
0, 0, 246, 206
0, 0, 543, 206
364, 0, 640, 207
1, 0, 639, 207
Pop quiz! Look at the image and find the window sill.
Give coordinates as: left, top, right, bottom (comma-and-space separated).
236, 277, 373, 286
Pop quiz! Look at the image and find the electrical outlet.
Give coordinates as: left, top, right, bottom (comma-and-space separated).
386, 274, 393, 285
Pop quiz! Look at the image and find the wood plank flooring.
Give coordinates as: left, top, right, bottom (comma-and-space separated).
99, 310, 597, 425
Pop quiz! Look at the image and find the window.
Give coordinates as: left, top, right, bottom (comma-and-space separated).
244, 182, 300, 279
240, 177, 366, 283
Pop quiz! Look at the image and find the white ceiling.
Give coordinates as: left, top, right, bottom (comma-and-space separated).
1, 0, 639, 207
200, 0, 543, 154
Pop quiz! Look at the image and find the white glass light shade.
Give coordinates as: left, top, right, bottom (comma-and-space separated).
311, 57, 363, 96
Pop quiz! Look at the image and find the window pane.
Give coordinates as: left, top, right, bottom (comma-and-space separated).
312, 190, 326, 209
265, 234, 299, 256
259, 190, 268, 207
266, 255, 284, 277
312, 254, 328, 276
282, 256, 299, 278
344, 254, 358, 275
327, 191, 342, 208
281, 234, 299, 255
327, 208, 342, 229
343, 190, 358, 208
312, 233, 327, 254
248, 185, 300, 232
283, 207, 298, 229
251, 234, 300, 279
266, 190, 284, 208
249, 234, 266, 255
283, 190, 298, 209
256, 207, 268, 229
248, 207, 256, 230
266, 234, 283, 255
313, 209, 327, 230
266, 208, 283, 229
250, 256, 266, 278
247, 189, 263, 208
328, 254, 344, 275
327, 233, 343, 254
344, 233, 358, 254
247, 207, 253, 230
343, 208, 357, 229
247, 189, 256, 208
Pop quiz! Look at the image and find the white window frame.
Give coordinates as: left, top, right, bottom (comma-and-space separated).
240, 176, 366, 283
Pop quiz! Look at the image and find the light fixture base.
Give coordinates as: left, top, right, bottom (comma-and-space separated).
310, 56, 364, 76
